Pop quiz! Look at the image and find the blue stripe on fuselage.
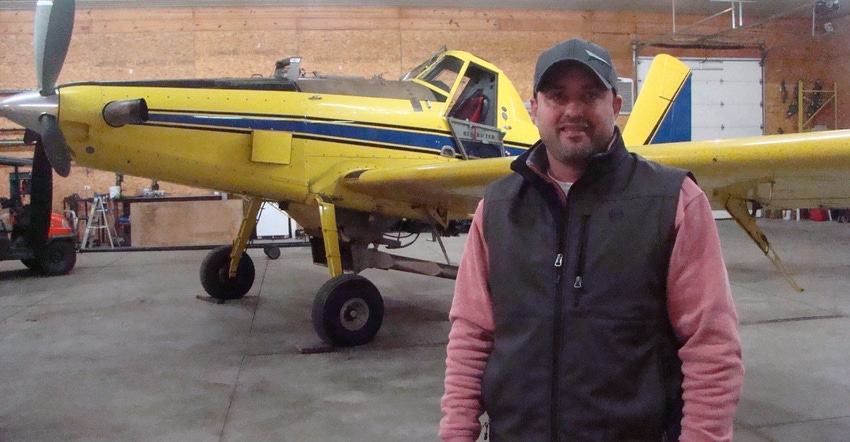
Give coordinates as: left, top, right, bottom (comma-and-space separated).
146, 112, 452, 152
504, 146, 525, 156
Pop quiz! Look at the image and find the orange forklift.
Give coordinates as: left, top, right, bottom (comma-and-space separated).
0, 136, 76, 275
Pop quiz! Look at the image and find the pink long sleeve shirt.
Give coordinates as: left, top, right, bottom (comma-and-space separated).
440, 177, 744, 442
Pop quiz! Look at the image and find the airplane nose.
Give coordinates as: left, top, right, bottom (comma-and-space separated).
0, 90, 58, 133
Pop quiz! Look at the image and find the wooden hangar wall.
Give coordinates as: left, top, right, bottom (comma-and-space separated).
0, 6, 847, 206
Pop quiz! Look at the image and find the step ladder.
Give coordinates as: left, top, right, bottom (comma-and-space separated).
81, 195, 116, 249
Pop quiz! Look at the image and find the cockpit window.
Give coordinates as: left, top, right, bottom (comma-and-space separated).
418, 56, 464, 94
400, 47, 446, 81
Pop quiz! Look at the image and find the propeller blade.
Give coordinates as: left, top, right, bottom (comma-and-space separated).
35, 0, 75, 96
27, 138, 54, 253
39, 114, 72, 177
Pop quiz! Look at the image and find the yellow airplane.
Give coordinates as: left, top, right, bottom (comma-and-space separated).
3, 1, 850, 346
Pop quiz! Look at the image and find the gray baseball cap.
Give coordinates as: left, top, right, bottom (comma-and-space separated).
533, 38, 618, 94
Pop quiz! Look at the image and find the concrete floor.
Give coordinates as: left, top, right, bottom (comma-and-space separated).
0, 218, 849, 441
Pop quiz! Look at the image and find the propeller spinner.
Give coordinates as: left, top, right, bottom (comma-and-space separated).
0, 0, 75, 177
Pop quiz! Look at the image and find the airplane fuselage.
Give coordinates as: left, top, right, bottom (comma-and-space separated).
56, 52, 538, 227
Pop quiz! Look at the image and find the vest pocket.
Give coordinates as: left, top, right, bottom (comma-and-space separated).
561, 315, 668, 436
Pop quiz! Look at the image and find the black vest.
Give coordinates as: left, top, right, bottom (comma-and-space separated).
481, 131, 688, 441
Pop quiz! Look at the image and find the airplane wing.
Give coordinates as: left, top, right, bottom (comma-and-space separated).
632, 129, 850, 210
344, 127, 850, 217
342, 156, 514, 217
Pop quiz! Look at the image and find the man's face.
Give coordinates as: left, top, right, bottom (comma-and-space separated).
531, 64, 622, 168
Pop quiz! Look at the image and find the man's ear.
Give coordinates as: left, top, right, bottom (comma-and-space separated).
612, 94, 623, 118
530, 97, 539, 124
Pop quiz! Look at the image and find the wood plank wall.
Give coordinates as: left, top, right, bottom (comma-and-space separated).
0, 6, 847, 204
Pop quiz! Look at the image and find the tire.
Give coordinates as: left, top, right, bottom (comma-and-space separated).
21, 258, 42, 271
39, 240, 76, 276
199, 245, 255, 300
263, 245, 281, 260
312, 274, 384, 347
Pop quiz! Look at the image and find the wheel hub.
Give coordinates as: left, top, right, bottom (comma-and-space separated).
217, 267, 233, 284
340, 298, 369, 331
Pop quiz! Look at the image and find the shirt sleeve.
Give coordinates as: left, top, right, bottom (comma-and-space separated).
440, 200, 495, 442
667, 178, 745, 442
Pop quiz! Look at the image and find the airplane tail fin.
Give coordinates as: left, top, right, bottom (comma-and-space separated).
622, 54, 692, 146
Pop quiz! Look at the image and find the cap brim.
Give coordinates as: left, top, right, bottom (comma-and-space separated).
535, 59, 613, 94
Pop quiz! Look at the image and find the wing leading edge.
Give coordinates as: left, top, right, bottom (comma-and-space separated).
632, 129, 850, 210
341, 156, 514, 217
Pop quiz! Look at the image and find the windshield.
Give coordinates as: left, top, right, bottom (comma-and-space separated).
417, 55, 464, 94
399, 46, 447, 81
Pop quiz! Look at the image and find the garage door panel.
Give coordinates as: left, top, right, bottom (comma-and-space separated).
694, 104, 762, 124
638, 56, 763, 141
693, 126, 761, 140
692, 83, 762, 104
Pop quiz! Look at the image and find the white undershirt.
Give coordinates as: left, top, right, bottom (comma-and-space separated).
547, 169, 573, 196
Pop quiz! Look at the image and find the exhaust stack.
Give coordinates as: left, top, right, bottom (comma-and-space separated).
102, 99, 149, 128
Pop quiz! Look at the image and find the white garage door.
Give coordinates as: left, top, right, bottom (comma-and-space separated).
637, 56, 764, 141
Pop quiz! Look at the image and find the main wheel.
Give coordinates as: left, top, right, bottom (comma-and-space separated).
200, 245, 255, 300
21, 258, 42, 271
312, 274, 384, 347
39, 240, 76, 276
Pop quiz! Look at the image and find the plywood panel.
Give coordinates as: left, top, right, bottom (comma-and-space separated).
0, 34, 35, 88
62, 32, 196, 81
299, 30, 402, 78
191, 7, 299, 31
130, 199, 243, 247
194, 30, 299, 78
74, 8, 195, 34
0, 10, 34, 35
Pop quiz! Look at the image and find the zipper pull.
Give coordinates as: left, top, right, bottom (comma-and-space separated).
573, 275, 584, 307
483, 421, 489, 440
555, 253, 565, 284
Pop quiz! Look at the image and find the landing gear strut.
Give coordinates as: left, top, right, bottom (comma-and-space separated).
310, 198, 386, 346
199, 198, 262, 300
725, 195, 803, 292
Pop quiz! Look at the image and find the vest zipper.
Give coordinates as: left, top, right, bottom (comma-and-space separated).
552, 235, 566, 442
573, 215, 590, 307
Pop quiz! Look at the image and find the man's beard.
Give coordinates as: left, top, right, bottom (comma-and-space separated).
546, 126, 612, 166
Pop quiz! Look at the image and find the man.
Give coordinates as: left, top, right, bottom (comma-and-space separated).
440, 39, 744, 441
